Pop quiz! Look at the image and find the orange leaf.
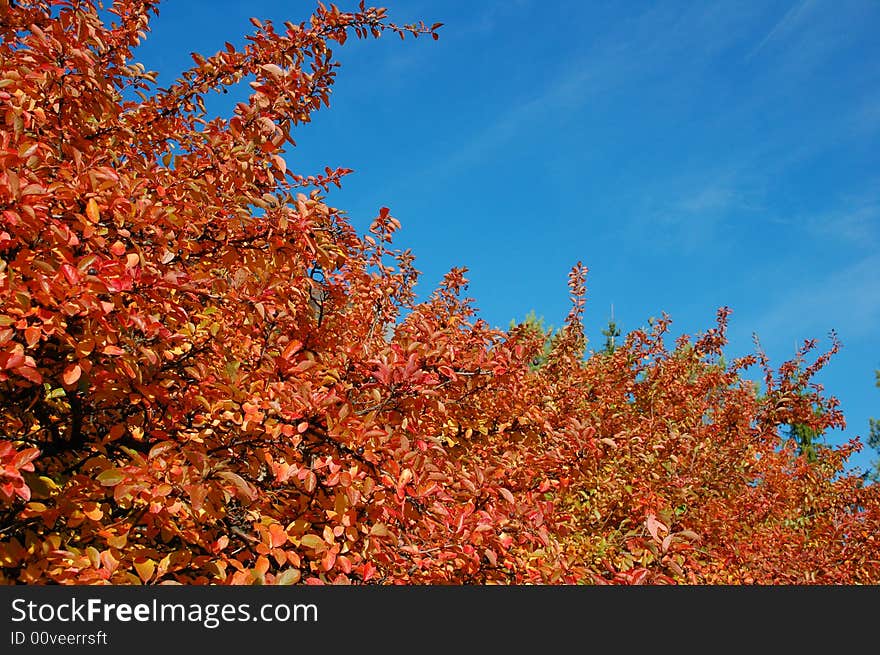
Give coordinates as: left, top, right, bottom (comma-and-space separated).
75, 337, 95, 357
83, 504, 103, 521
269, 523, 288, 548
254, 556, 270, 576
62, 363, 82, 386
260, 63, 284, 78
24, 326, 40, 347
85, 198, 100, 223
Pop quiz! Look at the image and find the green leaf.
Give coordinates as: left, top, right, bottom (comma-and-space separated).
275, 568, 302, 585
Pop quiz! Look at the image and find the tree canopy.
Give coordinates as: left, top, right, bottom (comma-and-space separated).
1, 0, 878, 584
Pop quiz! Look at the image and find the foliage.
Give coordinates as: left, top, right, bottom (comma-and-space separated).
1, 0, 878, 585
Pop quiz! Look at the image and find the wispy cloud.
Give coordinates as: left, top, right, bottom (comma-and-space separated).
745, 252, 880, 346
804, 196, 880, 248
676, 184, 739, 215
412, 56, 613, 180
619, 164, 771, 255
412, 1, 789, 183
413, 4, 712, 180
753, 183, 880, 251
403, 0, 877, 258
747, 0, 817, 60
744, 0, 875, 82
461, 0, 533, 36
850, 92, 880, 138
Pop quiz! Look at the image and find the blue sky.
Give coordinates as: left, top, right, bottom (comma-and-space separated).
132, 0, 880, 474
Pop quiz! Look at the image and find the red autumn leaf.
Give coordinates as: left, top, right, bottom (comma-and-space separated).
2, 345, 26, 371
499, 487, 515, 505
12, 447, 40, 470
15, 365, 42, 384
60, 264, 79, 285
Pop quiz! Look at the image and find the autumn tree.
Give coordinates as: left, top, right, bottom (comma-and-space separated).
1, 0, 878, 585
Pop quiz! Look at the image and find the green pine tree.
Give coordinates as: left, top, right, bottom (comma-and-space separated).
601, 305, 621, 355
787, 420, 822, 462
867, 369, 880, 482
783, 367, 826, 462
509, 310, 554, 370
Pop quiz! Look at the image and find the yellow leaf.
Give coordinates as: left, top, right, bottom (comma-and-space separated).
86, 546, 101, 568
369, 523, 390, 538
134, 559, 155, 583
96, 468, 125, 486
22, 474, 59, 499
106, 533, 127, 549
275, 568, 301, 585
300, 534, 324, 550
